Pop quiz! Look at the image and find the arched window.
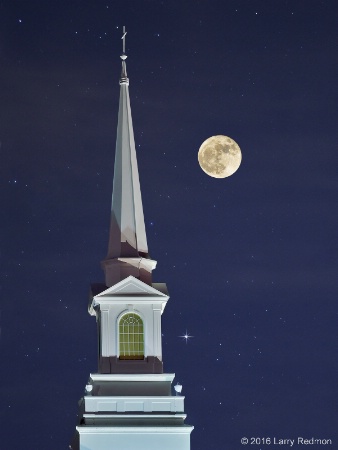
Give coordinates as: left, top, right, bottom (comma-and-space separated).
119, 313, 144, 360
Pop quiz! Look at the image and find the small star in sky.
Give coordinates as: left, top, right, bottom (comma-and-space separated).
179, 330, 193, 344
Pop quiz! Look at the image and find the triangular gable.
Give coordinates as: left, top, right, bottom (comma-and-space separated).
95, 276, 167, 298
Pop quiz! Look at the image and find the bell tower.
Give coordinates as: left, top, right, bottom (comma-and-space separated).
70, 28, 194, 450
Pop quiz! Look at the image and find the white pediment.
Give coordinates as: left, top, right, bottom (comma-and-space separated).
95, 276, 168, 299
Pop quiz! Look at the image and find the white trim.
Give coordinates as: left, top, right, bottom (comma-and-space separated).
89, 373, 175, 382
83, 414, 187, 419
84, 396, 185, 413
89, 278, 169, 316
94, 297, 168, 306
76, 425, 194, 434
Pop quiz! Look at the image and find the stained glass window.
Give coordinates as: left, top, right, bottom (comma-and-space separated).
119, 313, 144, 360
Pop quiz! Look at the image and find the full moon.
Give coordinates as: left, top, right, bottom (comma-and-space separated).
198, 135, 242, 178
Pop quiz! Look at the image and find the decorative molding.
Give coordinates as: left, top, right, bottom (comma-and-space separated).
89, 373, 175, 382
83, 414, 187, 419
76, 425, 194, 434
84, 396, 185, 413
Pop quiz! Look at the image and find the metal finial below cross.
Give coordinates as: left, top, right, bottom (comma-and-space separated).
121, 26, 127, 54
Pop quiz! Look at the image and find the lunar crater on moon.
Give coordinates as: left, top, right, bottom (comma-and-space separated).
198, 135, 242, 178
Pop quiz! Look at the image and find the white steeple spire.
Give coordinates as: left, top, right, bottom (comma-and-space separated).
101, 27, 156, 287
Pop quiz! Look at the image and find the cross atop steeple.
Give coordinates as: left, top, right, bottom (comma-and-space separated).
121, 25, 127, 54
101, 28, 156, 287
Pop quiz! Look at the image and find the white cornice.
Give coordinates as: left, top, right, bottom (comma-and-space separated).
83, 414, 187, 419
89, 277, 169, 315
76, 425, 194, 434
89, 373, 175, 382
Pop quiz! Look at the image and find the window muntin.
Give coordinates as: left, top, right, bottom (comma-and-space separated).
119, 313, 144, 360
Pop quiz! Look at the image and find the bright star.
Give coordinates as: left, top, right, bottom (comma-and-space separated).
179, 330, 193, 344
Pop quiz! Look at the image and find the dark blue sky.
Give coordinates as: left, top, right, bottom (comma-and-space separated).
1, 1, 338, 449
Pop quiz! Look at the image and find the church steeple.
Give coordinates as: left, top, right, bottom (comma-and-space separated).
101, 27, 156, 287
70, 29, 193, 450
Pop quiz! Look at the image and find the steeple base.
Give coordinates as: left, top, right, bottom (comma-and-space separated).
70, 374, 193, 450
74, 425, 193, 450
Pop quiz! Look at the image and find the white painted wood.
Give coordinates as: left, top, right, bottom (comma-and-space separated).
89, 373, 175, 382
153, 307, 162, 359
93, 277, 169, 359
100, 308, 109, 357
84, 396, 185, 413
77, 426, 193, 450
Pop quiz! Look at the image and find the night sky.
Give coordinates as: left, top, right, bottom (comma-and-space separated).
1, 1, 338, 449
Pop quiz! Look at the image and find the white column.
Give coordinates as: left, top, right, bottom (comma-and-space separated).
152, 305, 162, 360
100, 306, 110, 356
